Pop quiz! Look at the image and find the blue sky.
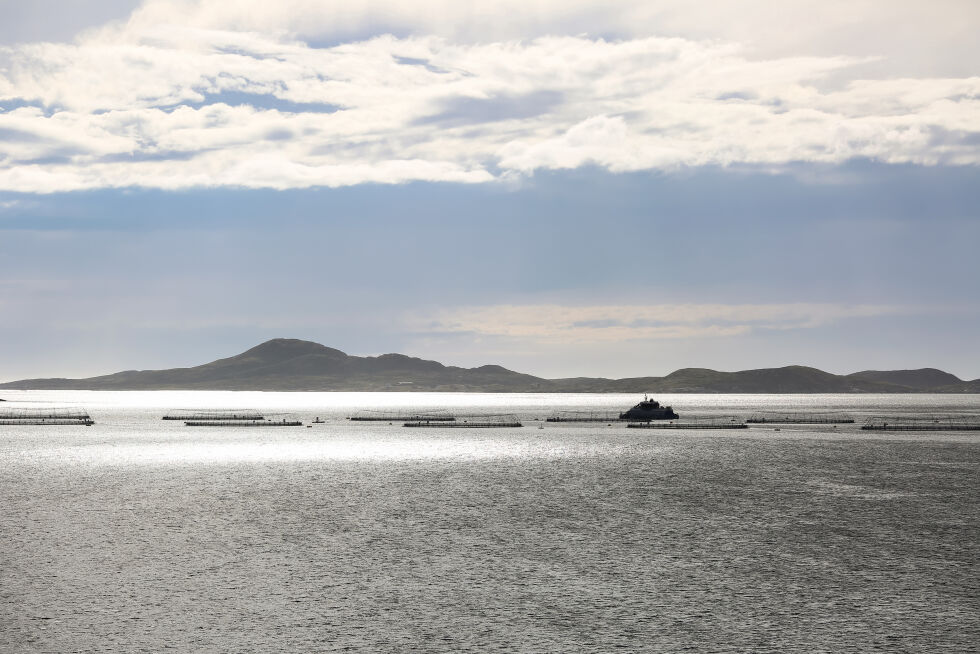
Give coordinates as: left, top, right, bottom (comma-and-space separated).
1, 0, 978, 381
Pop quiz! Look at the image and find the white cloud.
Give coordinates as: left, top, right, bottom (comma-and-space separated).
413, 303, 907, 343
110, 0, 980, 75
0, 2, 977, 192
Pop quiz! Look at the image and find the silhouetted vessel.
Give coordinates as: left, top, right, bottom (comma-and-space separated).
619, 396, 678, 421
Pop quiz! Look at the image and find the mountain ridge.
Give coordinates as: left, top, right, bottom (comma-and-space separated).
2, 338, 978, 393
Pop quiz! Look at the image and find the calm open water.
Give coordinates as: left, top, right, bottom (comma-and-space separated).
1, 391, 978, 653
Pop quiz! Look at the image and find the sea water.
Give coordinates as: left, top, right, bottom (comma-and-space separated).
1, 391, 978, 653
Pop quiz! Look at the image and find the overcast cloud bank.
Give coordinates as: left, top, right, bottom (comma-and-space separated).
1, 1, 978, 192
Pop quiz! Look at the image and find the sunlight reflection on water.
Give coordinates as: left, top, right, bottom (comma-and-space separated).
2, 391, 978, 653
36, 436, 550, 466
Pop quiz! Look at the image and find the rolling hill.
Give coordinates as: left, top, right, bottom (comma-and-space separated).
1, 338, 976, 393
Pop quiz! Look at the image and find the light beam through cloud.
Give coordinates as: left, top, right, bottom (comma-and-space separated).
411, 303, 909, 343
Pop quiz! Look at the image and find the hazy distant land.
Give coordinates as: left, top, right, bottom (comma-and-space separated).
2, 338, 978, 393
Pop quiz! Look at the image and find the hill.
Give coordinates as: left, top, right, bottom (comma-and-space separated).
845, 368, 963, 390
1, 338, 975, 393
0, 339, 548, 392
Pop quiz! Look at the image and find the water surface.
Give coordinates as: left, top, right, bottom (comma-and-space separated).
1, 392, 978, 652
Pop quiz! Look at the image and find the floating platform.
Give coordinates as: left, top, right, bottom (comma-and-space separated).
350, 410, 455, 422
184, 420, 302, 427
0, 408, 94, 426
628, 416, 747, 429
164, 410, 265, 421
861, 416, 980, 431
546, 411, 624, 423
404, 414, 522, 428
746, 411, 854, 424
0, 418, 94, 426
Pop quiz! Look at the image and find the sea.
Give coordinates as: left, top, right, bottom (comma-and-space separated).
1, 391, 978, 653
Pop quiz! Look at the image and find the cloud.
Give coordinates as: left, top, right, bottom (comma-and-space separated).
109, 1, 980, 74
0, 4, 977, 192
413, 303, 907, 343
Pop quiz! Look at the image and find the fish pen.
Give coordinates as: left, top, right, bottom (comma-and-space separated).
0, 407, 94, 426
404, 414, 522, 428
546, 411, 625, 423
349, 410, 456, 422
861, 415, 980, 431
185, 419, 303, 427
628, 416, 747, 429
163, 410, 265, 421
746, 411, 855, 424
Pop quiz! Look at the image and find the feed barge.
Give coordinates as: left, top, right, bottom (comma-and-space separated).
0, 408, 94, 426
619, 397, 679, 421
747, 411, 854, 424
628, 416, 746, 429
861, 415, 980, 432
404, 414, 522, 428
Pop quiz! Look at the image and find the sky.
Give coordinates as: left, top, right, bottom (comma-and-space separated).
0, 0, 978, 381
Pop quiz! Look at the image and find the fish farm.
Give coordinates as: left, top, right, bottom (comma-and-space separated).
349, 410, 456, 422
628, 416, 747, 429
404, 414, 522, 428
861, 415, 980, 431
0, 408, 94, 426
746, 411, 855, 424
184, 419, 303, 427
546, 411, 625, 423
163, 410, 265, 421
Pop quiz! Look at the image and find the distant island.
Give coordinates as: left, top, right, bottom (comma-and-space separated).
1, 338, 978, 393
